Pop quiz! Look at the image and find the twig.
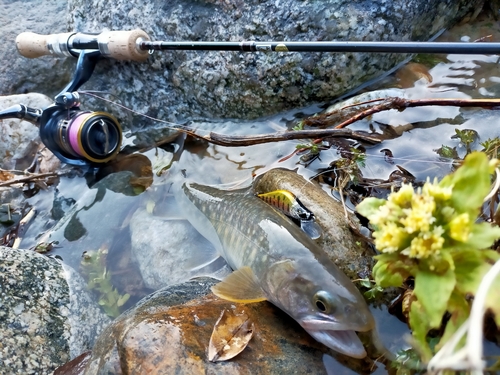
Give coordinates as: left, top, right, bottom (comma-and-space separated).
0, 171, 65, 187
332, 97, 500, 129
204, 129, 381, 147
192, 98, 500, 147
12, 207, 36, 249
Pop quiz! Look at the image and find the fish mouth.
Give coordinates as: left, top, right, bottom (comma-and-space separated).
300, 319, 370, 359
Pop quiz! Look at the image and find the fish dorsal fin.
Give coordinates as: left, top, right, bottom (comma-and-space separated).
211, 266, 267, 303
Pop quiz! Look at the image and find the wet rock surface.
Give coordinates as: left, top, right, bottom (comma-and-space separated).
65, 0, 481, 120
83, 278, 380, 375
254, 168, 375, 280
0, 247, 109, 375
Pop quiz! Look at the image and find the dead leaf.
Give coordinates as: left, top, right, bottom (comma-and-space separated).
0, 170, 15, 181
208, 309, 254, 362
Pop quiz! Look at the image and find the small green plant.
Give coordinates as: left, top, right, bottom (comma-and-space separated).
356, 278, 384, 301
453, 128, 478, 151
434, 145, 458, 159
296, 142, 321, 154
481, 136, 500, 160
81, 248, 130, 318
356, 152, 500, 361
292, 121, 304, 131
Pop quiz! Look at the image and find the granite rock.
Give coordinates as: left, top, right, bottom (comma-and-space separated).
64, 0, 482, 121
0, 247, 109, 375
0, 0, 483, 123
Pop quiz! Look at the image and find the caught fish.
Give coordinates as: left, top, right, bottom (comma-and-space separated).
175, 182, 375, 358
257, 190, 322, 240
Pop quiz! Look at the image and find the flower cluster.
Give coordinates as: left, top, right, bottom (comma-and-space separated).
356, 152, 500, 361
365, 178, 465, 259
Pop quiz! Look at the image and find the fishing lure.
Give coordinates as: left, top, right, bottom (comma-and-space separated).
257, 190, 322, 239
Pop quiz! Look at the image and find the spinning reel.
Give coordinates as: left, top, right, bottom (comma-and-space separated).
0, 30, 150, 166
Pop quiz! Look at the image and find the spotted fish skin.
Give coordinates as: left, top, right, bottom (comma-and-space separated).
176, 182, 375, 358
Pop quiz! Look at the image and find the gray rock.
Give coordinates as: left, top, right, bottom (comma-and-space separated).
0, 0, 73, 97
62, 0, 482, 121
1, 0, 483, 124
0, 247, 109, 375
129, 207, 231, 290
0, 94, 54, 169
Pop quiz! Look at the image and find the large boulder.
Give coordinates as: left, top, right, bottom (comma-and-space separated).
65, 0, 482, 121
0, 247, 109, 374
1, 0, 483, 123
0, 0, 73, 97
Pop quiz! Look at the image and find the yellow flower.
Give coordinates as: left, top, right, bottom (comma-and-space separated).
400, 194, 436, 234
449, 213, 471, 242
402, 226, 445, 258
422, 179, 452, 201
369, 201, 403, 227
373, 222, 407, 253
388, 184, 414, 207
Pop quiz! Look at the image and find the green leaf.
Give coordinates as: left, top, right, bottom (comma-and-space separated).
356, 198, 387, 220
373, 253, 417, 288
117, 293, 131, 307
413, 261, 456, 329
465, 222, 500, 249
373, 259, 403, 288
453, 249, 490, 295
439, 152, 491, 215
358, 278, 373, 288
408, 300, 433, 362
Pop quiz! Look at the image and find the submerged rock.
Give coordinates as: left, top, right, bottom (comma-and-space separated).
83, 278, 379, 375
129, 207, 231, 290
0, 247, 109, 374
254, 168, 375, 280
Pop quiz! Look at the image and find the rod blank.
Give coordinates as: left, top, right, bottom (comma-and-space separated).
141, 40, 500, 54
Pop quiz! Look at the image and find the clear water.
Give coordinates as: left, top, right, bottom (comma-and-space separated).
8, 12, 500, 374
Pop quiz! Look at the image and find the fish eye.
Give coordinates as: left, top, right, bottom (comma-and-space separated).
313, 291, 335, 313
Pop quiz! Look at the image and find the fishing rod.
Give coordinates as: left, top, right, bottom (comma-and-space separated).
5, 29, 500, 167
14, 29, 500, 59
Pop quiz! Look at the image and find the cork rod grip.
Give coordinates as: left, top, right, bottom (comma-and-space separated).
16, 32, 51, 58
101, 29, 151, 61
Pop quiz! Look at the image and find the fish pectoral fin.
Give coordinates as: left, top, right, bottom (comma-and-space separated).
211, 266, 267, 303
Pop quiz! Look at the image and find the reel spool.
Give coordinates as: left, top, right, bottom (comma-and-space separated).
40, 105, 122, 166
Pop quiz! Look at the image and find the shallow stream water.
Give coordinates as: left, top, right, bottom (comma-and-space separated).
12, 13, 500, 374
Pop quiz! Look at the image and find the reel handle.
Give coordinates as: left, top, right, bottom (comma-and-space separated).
16, 29, 150, 62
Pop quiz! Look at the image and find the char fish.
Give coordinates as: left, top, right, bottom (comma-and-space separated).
175, 182, 375, 358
